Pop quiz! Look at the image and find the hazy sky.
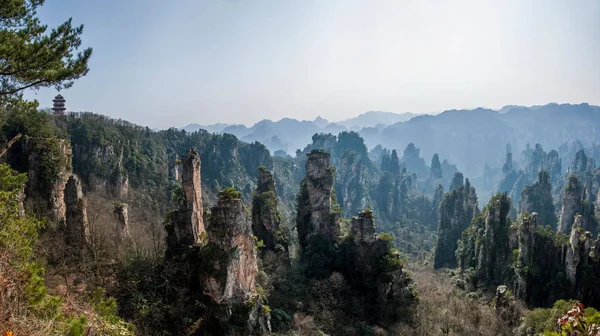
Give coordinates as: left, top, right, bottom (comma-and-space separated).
25, 0, 600, 128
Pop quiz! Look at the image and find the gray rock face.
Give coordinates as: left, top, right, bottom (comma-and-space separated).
351, 209, 376, 243
519, 171, 557, 228
336, 152, 367, 217
26, 138, 72, 223
166, 148, 206, 249
515, 213, 537, 300
204, 199, 258, 304
297, 150, 339, 248
113, 203, 129, 239
251, 167, 287, 252
65, 175, 90, 246
559, 175, 583, 233
168, 152, 179, 181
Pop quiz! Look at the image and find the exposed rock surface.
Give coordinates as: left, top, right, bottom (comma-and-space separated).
25, 138, 72, 223
297, 150, 339, 250
456, 193, 512, 286
166, 148, 206, 251
335, 151, 367, 217
251, 167, 288, 252
351, 209, 376, 243
559, 175, 584, 233
434, 173, 478, 268
168, 152, 179, 181
65, 175, 90, 246
459, 193, 600, 308
203, 198, 258, 303
338, 209, 416, 323
519, 170, 557, 228
113, 202, 129, 239
514, 212, 537, 301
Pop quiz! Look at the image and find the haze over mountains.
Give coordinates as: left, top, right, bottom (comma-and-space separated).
182, 103, 600, 178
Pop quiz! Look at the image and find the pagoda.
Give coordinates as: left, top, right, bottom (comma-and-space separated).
52, 94, 66, 115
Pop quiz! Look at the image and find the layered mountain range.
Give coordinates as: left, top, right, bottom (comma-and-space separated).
182, 103, 600, 180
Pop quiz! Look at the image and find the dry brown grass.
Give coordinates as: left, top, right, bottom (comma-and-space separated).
391, 263, 527, 336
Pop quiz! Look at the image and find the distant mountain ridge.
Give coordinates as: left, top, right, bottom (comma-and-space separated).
181, 111, 420, 153
180, 103, 600, 181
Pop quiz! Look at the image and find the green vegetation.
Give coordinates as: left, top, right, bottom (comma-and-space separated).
218, 186, 241, 201
0, 0, 92, 100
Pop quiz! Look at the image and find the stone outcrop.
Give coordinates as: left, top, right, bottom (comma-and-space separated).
351, 209, 376, 243
166, 148, 205, 251
514, 212, 537, 301
297, 150, 339, 250
168, 152, 179, 181
519, 170, 557, 228
72, 142, 129, 198
458, 193, 600, 308
200, 196, 271, 334
203, 198, 258, 303
559, 175, 584, 233
25, 138, 72, 223
335, 151, 367, 217
434, 175, 478, 269
113, 202, 129, 239
456, 193, 512, 286
251, 167, 288, 252
338, 210, 416, 322
181, 148, 204, 238
65, 175, 90, 246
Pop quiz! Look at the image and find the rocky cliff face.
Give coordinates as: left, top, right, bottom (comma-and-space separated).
559, 175, 584, 233
456, 193, 512, 286
351, 209, 376, 243
519, 170, 557, 228
113, 202, 129, 239
434, 174, 478, 268
65, 175, 90, 246
203, 198, 258, 303
458, 193, 600, 308
251, 167, 288, 252
297, 150, 339, 250
72, 143, 129, 198
168, 152, 179, 181
337, 209, 416, 323
514, 212, 537, 301
335, 151, 367, 217
25, 138, 72, 223
166, 148, 206, 251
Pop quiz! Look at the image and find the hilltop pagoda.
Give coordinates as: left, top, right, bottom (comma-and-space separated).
52, 94, 66, 115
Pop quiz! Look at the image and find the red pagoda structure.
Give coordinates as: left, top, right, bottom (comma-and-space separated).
52, 94, 66, 115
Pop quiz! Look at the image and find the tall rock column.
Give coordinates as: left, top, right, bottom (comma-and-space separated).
65, 175, 90, 246
434, 175, 478, 269
351, 208, 376, 243
203, 197, 258, 303
519, 170, 557, 228
113, 202, 130, 239
297, 150, 339, 249
25, 138, 73, 224
182, 148, 204, 241
166, 148, 206, 251
559, 175, 583, 233
515, 212, 537, 301
251, 167, 288, 252
168, 152, 179, 181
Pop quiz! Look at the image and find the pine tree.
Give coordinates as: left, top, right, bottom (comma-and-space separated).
0, 0, 93, 100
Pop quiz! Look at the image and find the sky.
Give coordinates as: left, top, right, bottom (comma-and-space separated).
24, 0, 600, 129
